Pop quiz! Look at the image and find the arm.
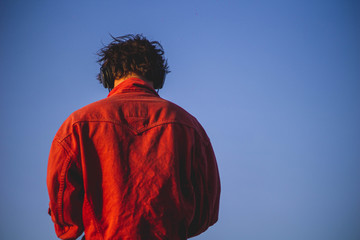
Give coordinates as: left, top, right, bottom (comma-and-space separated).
188, 134, 221, 238
47, 136, 84, 240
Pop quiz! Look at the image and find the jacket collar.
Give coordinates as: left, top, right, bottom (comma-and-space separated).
107, 77, 159, 98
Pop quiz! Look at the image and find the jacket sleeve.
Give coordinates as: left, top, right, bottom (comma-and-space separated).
188, 132, 221, 238
47, 136, 84, 240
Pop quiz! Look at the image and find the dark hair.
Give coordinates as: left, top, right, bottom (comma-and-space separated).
97, 34, 170, 89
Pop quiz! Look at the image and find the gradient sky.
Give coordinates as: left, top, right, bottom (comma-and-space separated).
0, 0, 359, 239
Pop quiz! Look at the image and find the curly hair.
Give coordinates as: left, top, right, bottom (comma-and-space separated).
97, 34, 170, 89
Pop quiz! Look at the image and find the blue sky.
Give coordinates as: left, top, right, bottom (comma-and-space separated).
0, 0, 359, 239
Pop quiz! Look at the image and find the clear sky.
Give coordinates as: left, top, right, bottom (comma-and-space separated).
0, 0, 359, 239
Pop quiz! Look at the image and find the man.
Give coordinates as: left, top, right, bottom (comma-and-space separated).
47, 34, 220, 240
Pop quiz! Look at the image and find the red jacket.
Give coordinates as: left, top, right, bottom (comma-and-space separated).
47, 78, 220, 240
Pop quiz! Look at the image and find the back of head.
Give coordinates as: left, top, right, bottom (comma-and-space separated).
97, 34, 170, 90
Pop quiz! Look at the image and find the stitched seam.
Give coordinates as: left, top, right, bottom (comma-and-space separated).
57, 120, 138, 141
54, 139, 73, 227
136, 121, 210, 144
56, 136, 103, 238
57, 120, 209, 145
55, 135, 76, 158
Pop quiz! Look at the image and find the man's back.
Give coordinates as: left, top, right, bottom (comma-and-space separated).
47, 78, 220, 239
